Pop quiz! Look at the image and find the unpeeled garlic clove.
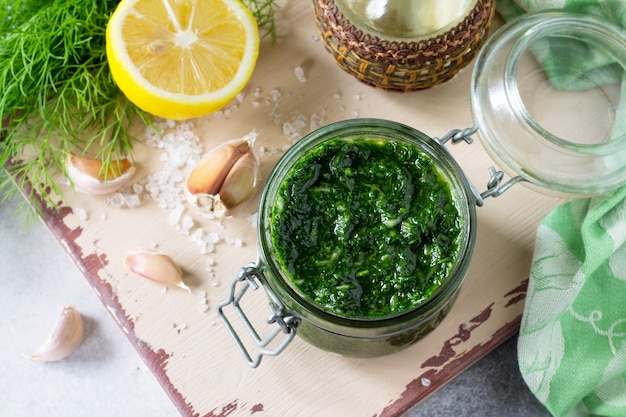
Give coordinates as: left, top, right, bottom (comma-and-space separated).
28, 305, 84, 362
124, 248, 190, 292
185, 138, 260, 218
186, 140, 250, 196
219, 151, 259, 209
66, 153, 135, 196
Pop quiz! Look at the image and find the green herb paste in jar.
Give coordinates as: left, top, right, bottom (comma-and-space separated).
270, 137, 462, 319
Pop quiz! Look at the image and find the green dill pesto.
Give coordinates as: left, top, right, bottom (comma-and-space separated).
269, 137, 462, 319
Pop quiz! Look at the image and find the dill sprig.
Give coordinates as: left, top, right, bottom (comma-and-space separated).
241, 0, 279, 44
0, 0, 278, 217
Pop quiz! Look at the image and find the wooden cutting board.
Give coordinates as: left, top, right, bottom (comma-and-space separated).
28, 2, 564, 416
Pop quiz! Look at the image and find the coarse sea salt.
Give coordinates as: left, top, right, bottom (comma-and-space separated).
181, 214, 194, 235
168, 204, 185, 226
106, 193, 125, 208
294, 66, 306, 83
74, 208, 88, 220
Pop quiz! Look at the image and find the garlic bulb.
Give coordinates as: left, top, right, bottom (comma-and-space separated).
66, 153, 135, 195
185, 138, 260, 218
28, 305, 84, 362
124, 248, 190, 292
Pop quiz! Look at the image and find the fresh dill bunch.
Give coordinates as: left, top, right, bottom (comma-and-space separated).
0, 0, 150, 215
0, 0, 279, 217
0, 0, 50, 33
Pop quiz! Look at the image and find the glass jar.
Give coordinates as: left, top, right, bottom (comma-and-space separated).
218, 119, 477, 367
471, 11, 626, 197
312, 0, 495, 90
218, 11, 625, 367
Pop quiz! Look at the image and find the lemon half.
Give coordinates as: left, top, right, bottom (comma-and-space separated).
106, 0, 260, 120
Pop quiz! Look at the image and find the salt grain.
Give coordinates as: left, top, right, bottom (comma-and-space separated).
190, 228, 203, 242
181, 214, 194, 234
310, 111, 326, 131
248, 213, 258, 229
126, 194, 141, 208
106, 193, 125, 208
168, 205, 185, 226
74, 208, 88, 220
420, 378, 431, 387
205, 232, 220, 244
294, 66, 306, 83
270, 88, 282, 101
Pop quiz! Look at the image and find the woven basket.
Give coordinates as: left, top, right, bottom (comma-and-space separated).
313, 0, 495, 91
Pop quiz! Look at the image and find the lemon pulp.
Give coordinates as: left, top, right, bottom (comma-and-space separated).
106, 0, 260, 120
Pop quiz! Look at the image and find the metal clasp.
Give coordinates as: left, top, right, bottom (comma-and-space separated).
435, 127, 526, 206
216, 263, 300, 368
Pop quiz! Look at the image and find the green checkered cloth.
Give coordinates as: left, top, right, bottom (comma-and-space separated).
496, 1, 626, 417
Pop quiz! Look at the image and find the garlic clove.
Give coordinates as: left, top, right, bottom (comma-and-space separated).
185, 140, 250, 196
124, 248, 190, 292
187, 193, 228, 218
28, 305, 84, 362
66, 153, 135, 196
219, 151, 259, 209
185, 139, 260, 217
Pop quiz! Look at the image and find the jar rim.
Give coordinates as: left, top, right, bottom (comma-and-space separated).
257, 118, 477, 335
471, 11, 626, 196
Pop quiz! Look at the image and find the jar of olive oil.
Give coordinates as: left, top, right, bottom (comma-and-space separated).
312, 0, 495, 90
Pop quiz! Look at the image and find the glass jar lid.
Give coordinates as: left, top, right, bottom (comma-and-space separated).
471, 11, 626, 197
